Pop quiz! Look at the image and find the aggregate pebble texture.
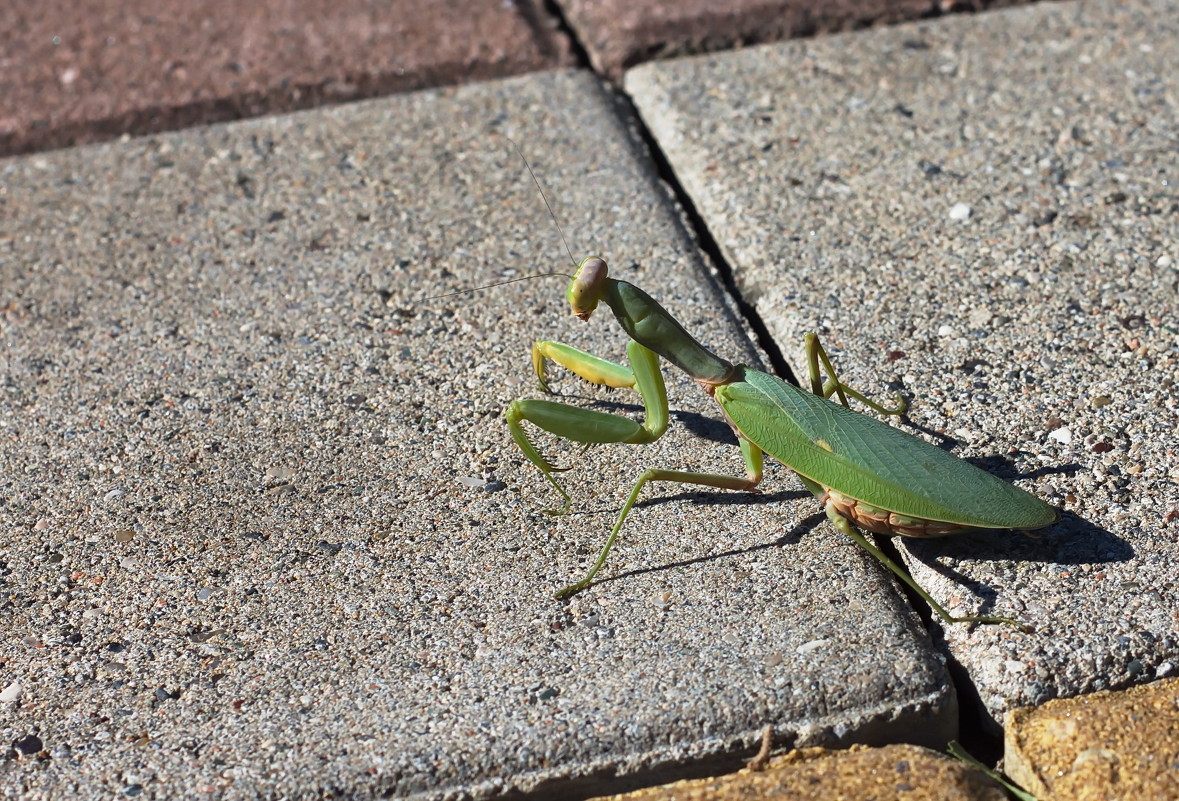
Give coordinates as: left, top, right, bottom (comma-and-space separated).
0, 0, 571, 157
0, 71, 960, 798
625, 0, 1179, 728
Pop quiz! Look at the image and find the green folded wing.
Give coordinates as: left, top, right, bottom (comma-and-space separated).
715, 367, 1057, 530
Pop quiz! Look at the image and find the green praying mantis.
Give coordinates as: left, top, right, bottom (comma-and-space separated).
493, 159, 1058, 628
504, 256, 1058, 626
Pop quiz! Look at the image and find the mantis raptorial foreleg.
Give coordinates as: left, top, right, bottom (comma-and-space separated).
506, 336, 766, 595
506, 339, 668, 514
532, 341, 639, 393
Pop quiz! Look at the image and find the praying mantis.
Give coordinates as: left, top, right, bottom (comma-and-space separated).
502, 251, 1058, 627
483, 145, 1058, 627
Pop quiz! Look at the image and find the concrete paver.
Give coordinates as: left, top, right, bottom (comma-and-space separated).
0, 0, 571, 157
626, 0, 1178, 729
1004, 677, 1179, 800
590, 743, 1009, 800
556, 0, 934, 79
2, 70, 957, 799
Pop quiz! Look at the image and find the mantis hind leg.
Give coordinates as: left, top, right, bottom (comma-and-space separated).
824, 505, 1026, 629
556, 437, 765, 598
804, 333, 907, 416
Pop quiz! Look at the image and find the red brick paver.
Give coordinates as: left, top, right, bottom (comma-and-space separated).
556, 0, 1031, 78
0, 0, 571, 156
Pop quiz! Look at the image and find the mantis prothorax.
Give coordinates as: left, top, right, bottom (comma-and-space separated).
504, 254, 1058, 627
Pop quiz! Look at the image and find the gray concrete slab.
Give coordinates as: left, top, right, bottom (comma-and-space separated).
0, 71, 955, 798
626, 0, 1179, 730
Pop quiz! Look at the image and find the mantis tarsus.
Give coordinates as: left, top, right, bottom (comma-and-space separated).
502, 253, 1058, 627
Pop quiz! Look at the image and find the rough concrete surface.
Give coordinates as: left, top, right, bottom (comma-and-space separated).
626, 0, 1178, 729
0, 0, 571, 157
1, 71, 958, 799
1004, 677, 1179, 800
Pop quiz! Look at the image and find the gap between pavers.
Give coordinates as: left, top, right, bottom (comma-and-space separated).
625, 0, 1178, 732
1, 70, 957, 799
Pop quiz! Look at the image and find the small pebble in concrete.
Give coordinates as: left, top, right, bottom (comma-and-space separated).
12, 734, 43, 757
1047, 427, 1073, 445
948, 202, 972, 220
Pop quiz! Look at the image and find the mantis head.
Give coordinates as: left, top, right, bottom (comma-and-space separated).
567, 256, 609, 322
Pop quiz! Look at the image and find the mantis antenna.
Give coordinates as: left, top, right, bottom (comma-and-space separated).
506, 136, 580, 270
423, 272, 568, 302
423, 138, 582, 301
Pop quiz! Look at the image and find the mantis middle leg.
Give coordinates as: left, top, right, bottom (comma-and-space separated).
805, 332, 907, 416
555, 435, 764, 598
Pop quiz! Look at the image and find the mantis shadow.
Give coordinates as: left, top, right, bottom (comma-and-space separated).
962, 454, 1081, 485
632, 487, 807, 512
545, 391, 1130, 601
597, 508, 825, 586
582, 486, 1130, 627
670, 409, 742, 446
556, 392, 741, 447
899, 511, 1133, 620
896, 418, 1083, 482
904, 511, 1132, 568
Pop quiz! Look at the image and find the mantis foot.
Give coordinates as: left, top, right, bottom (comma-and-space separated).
554, 579, 591, 600
946, 614, 1031, 632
